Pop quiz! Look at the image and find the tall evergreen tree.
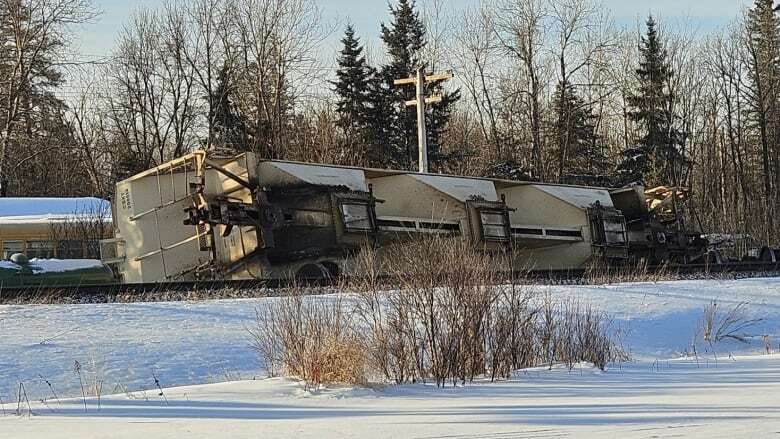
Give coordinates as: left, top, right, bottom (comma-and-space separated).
376, 0, 460, 170
332, 25, 377, 165
617, 16, 688, 187
551, 81, 609, 185
211, 64, 249, 151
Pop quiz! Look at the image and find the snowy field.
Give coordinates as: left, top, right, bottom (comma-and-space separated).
1, 278, 780, 437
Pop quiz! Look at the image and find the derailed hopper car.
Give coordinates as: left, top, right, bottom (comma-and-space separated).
251, 161, 378, 279
496, 182, 629, 270
102, 151, 640, 283
609, 185, 711, 264
102, 152, 379, 282
367, 171, 512, 249
101, 153, 266, 283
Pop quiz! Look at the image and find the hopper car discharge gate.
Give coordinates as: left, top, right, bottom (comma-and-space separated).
468, 198, 514, 244
587, 202, 630, 260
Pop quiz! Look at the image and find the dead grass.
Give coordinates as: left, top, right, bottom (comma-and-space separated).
698, 301, 763, 346
583, 259, 673, 284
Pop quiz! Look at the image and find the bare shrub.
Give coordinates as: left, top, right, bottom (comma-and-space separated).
349, 246, 418, 384
381, 236, 502, 387
253, 237, 627, 388
248, 288, 367, 386
569, 301, 623, 370
539, 294, 558, 368
351, 236, 625, 386
537, 295, 623, 371
486, 285, 537, 380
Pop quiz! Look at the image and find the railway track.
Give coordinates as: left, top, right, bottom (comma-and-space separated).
2, 261, 780, 305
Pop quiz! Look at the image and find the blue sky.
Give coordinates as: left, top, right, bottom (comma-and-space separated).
74, 0, 754, 57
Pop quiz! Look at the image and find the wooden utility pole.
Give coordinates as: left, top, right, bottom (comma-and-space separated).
394, 68, 453, 173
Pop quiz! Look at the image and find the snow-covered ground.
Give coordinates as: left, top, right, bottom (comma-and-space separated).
5, 357, 780, 438
1, 278, 780, 437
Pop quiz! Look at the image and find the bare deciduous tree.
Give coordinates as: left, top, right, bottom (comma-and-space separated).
452, 5, 503, 160
0, 0, 97, 196
494, 0, 550, 179
231, 0, 329, 158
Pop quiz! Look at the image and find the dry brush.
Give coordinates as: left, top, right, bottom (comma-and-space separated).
249, 236, 627, 387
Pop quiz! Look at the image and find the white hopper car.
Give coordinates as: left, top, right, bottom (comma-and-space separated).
100, 151, 630, 283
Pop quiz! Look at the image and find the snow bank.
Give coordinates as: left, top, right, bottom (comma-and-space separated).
2, 278, 780, 437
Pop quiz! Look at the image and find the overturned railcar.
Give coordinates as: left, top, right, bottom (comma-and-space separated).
102, 152, 379, 282
102, 151, 636, 283
496, 182, 628, 270
367, 171, 512, 249
609, 185, 710, 264
101, 153, 265, 283
252, 161, 378, 278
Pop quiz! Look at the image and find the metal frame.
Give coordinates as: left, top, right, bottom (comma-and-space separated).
587, 204, 629, 259
467, 199, 514, 244
376, 216, 461, 235
337, 198, 377, 234
510, 225, 585, 241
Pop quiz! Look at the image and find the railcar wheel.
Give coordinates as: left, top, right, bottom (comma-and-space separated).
295, 263, 332, 282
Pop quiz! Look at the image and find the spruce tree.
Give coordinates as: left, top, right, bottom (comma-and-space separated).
617, 16, 688, 187
332, 25, 376, 164
552, 81, 609, 185
211, 64, 249, 151
376, 0, 460, 170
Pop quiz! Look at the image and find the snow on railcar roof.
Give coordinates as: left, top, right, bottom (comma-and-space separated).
0, 197, 111, 220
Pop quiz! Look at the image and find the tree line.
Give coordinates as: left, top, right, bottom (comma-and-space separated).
0, 0, 778, 245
